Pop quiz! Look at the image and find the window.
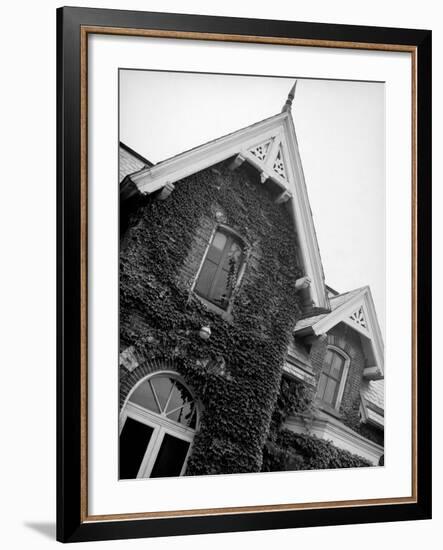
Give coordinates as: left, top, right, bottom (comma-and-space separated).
119, 373, 198, 479
194, 227, 244, 311
317, 347, 349, 409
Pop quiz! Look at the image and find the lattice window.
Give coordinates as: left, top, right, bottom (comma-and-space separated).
349, 307, 367, 329
273, 147, 287, 180
249, 140, 271, 162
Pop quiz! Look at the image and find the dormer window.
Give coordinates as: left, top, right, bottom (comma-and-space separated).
317, 346, 350, 410
194, 227, 245, 312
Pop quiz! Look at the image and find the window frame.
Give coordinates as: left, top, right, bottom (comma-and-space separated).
119, 371, 199, 479
316, 345, 350, 411
191, 224, 248, 318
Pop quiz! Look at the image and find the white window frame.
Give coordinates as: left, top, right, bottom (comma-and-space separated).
191, 224, 248, 319
119, 371, 198, 479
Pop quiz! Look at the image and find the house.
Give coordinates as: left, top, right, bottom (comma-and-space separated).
118, 84, 384, 480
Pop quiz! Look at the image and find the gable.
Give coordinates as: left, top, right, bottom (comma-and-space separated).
294, 286, 384, 380
121, 111, 329, 310
247, 137, 290, 183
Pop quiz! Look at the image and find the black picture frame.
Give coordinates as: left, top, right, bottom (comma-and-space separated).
57, 6, 432, 543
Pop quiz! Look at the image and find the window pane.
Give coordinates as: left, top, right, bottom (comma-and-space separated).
322, 349, 334, 375
119, 417, 154, 479
151, 377, 174, 412
167, 403, 195, 427
165, 381, 195, 427
194, 259, 218, 298
222, 240, 242, 270
149, 434, 190, 478
323, 378, 338, 405
166, 382, 193, 415
212, 231, 227, 250
210, 268, 230, 307
195, 230, 244, 309
206, 232, 227, 263
129, 380, 159, 413
329, 352, 344, 380
317, 373, 327, 400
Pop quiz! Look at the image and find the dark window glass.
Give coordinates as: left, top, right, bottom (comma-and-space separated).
317, 349, 346, 407
194, 229, 244, 310
119, 417, 154, 479
150, 434, 190, 478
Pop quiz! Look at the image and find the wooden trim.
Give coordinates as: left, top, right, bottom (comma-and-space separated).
84, 495, 416, 523
81, 25, 417, 52
80, 24, 88, 525
410, 47, 418, 503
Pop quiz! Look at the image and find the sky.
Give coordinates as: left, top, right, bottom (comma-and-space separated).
120, 70, 385, 335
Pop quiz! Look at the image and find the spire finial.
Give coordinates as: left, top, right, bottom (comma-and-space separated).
282, 81, 297, 113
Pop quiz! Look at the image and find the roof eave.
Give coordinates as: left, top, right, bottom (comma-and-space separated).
123, 110, 330, 310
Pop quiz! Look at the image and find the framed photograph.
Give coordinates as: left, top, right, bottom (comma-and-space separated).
57, 6, 432, 543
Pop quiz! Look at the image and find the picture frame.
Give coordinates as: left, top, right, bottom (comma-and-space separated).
57, 6, 432, 543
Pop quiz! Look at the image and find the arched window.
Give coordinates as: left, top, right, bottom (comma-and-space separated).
119, 373, 198, 480
317, 347, 350, 409
194, 227, 245, 311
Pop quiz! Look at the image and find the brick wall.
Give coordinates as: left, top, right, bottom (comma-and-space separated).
308, 323, 383, 445
309, 323, 366, 426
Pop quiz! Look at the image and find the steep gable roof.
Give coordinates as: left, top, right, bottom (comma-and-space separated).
295, 288, 363, 331
294, 286, 384, 380
121, 110, 329, 310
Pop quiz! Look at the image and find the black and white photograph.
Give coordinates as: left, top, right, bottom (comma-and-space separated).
118, 70, 385, 480
0, 0, 435, 546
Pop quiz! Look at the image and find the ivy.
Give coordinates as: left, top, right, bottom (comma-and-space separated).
262, 430, 372, 472
262, 377, 373, 471
120, 160, 303, 475
340, 398, 384, 447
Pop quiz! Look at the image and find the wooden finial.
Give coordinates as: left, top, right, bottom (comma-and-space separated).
282, 81, 297, 113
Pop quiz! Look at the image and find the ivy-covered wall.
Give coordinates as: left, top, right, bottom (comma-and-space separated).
261, 377, 372, 472
119, 159, 303, 475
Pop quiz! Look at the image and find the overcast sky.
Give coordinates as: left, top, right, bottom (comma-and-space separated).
120, 70, 385, 335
